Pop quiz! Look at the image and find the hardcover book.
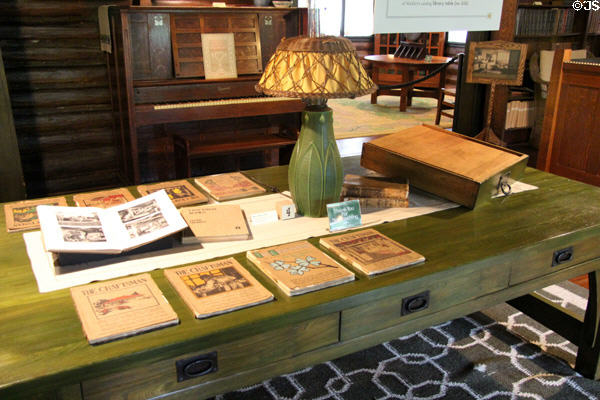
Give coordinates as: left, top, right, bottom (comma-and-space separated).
341, 174, 409, 201
319, 228, 425, 276
179, 204, 250, 243
137, 180, 208, 207
73, 188, 136, 208
164, 257, 273, 318
340, 197, 409, 209
195, 172, 266, 201
4, 197, 68, 232
246, 240, 355, 296
70, 273, 179, 344
37, 190, 187, 254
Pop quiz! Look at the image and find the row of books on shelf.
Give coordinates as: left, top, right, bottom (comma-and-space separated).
588, 10, 600, 34
515, 7, 576, 36
505, 100, 535, 130
72, 231, 425, 344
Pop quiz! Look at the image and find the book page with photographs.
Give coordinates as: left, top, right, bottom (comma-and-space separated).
37, 190, 187, 254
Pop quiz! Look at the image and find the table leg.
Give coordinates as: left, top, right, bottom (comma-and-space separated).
399, 70, 414, 112
370, 65, 379, 105
371, 91, 378, 105
575, 270, 600, 379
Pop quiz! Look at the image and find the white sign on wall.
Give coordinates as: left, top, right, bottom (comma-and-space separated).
374, 0, 503, 34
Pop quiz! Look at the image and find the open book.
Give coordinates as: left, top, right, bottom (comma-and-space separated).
37, 190, 187, 254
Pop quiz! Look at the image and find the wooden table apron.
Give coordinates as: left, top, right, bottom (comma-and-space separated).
2, 160, 600, 399
364, 54, 451, 112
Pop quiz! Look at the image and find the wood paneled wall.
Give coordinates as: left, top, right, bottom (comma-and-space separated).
0, 0, 131, 197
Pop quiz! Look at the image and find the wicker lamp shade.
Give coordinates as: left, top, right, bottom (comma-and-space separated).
255, 36, 377, 99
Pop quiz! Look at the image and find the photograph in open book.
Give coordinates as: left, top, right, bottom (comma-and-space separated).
37, 190, 187, 254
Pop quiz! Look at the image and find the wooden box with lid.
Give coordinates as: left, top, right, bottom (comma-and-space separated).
360, 125, 529, 208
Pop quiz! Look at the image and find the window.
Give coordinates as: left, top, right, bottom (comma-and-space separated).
448, 30, 467, 44
298, 0, 374, 37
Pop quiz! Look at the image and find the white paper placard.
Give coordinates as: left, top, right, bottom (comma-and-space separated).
374, 0, 503, 34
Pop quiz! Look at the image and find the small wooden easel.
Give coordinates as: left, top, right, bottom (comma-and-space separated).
474, 82, 504, 146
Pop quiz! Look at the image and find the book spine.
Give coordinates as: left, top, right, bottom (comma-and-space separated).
342, 197, 409, 208
341, 185, 408, 200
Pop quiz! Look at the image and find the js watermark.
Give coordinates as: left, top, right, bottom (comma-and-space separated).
573, 0, 600, 11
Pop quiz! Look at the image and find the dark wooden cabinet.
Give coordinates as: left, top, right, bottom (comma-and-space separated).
537, 49, 600, 186
107, 5, 307, 184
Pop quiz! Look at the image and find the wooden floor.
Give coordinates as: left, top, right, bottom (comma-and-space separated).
571, 275, 589, 289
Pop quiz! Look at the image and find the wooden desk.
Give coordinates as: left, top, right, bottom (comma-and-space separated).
365, 54, 451, 112
2, 159, 600, 399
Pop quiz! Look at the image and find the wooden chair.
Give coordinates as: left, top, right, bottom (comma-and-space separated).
393, 41, 426, 60
435, 87, 456, 125
434, 54, 463, 127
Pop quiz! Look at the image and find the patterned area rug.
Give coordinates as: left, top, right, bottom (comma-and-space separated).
329, 95, 453, 140
214, 282, 600, 399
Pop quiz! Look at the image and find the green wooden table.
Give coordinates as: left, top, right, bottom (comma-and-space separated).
2, 161, 600, 399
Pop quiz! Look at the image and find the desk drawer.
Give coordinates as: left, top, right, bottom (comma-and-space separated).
509, 235, 600, 285
82, 313, 338, 400
341, 263, 509, 341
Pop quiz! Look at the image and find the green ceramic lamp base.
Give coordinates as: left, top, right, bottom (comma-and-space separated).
288, 107, 343, 217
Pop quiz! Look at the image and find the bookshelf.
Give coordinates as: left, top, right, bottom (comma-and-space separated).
489, 0, 596, 161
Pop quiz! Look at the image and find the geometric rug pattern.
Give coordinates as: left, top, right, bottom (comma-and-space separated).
329, 95, 453, 140
214, 282, 600, 399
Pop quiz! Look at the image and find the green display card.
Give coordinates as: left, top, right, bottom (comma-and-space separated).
326, 200, 362, 232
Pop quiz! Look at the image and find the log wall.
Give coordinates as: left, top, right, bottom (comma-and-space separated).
0, 0, 130, 197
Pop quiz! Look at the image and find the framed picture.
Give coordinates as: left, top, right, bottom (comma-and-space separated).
466, 41, 527, 86
201, 33, 238, 80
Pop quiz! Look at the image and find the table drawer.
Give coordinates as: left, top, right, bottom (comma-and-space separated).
341, 263, 509, 341
509, 235, 600, 285
82, 313, 339, 400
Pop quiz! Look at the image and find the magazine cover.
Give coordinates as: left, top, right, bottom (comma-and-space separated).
70, 273, 178, 344
4, 197, 68, 232
320, 228, 425, 275
246, 240, 355, 296
137, 180, 208, 207
165, 258, 273, 318
73, 188, 136, 208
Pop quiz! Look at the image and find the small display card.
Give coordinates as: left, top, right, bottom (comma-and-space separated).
250, 210, 279, 225
326, 199, 362, 232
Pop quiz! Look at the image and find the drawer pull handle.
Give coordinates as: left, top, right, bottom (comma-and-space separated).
176, 351, 218, 382
552, 247, 573, 266
401, 291, 430, 316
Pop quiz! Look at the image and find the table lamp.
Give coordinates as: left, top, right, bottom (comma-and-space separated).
255, 36, 376, 217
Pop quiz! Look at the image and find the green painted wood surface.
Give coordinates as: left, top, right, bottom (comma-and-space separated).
1, 160, 600, 397
82, 313, 338, 399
